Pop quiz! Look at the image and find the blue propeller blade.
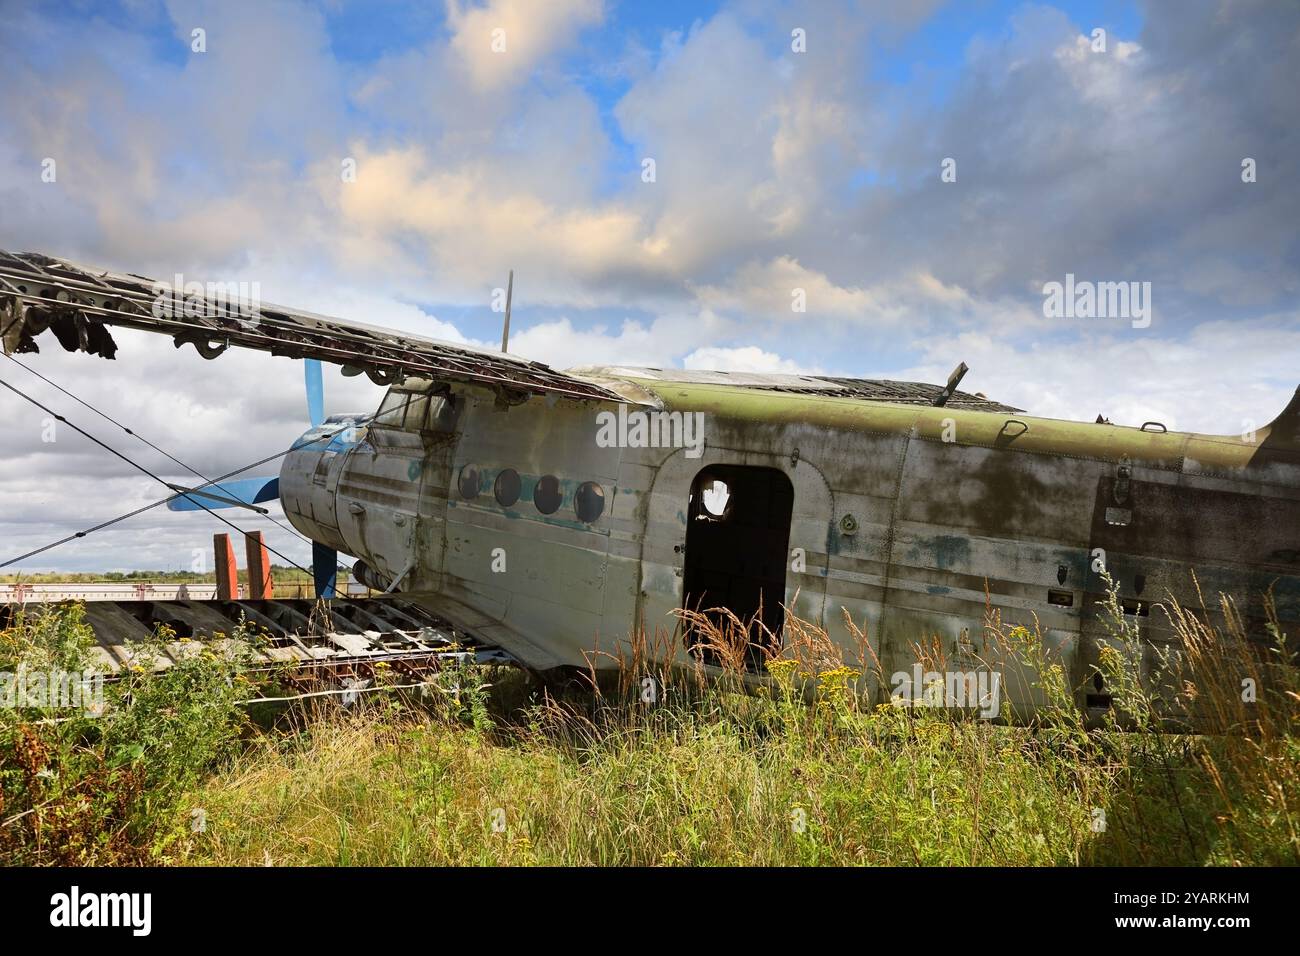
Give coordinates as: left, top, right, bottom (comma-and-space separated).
167, 477, 280, 512
305, 358, 325, 428
312, 541, 338, 598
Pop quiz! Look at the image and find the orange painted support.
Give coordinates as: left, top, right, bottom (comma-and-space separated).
214, 533, 238, 600
244, 530, 273, 600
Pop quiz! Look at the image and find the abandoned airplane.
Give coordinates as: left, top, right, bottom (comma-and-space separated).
2, 250, 1297, 721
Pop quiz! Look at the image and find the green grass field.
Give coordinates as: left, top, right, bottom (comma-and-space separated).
0, 567, 350, 600
0, 566, 316, 585
2, 588, 1297, 866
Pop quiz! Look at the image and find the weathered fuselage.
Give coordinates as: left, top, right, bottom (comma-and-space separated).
280, 367, 1300, 718
9, 249, 1291, 719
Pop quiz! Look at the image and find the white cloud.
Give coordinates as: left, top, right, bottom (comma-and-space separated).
447, 0, 604, 91
324, 144, 664, 298
689, 256, 1009, 327
891, 316, 1300, 434
683, 345, 818, 375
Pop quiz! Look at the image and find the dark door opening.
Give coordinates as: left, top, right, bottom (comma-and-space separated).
682, 465, 794, 669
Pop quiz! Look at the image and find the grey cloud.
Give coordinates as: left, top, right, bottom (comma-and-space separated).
840, 0, 1300, 322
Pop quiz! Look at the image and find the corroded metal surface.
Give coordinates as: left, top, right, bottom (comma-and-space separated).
310, 372, 1298, 721
571, 366, 1022, 412
0, 597, 511, 673
0, 251, 624, 403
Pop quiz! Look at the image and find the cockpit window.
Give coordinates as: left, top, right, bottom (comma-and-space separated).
374, 389, 409, 427
425, 394, 456, 432
404, 393, 429, 429
372, 385, 454, 433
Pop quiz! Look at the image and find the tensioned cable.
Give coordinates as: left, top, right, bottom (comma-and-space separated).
0, 434, 339, 567
1, 352, 316, 547
0, 385, 419, 577
0, 375, 325, 581
0, 350, 354, 577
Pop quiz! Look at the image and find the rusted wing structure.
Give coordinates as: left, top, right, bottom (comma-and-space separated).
0, 250, 622, 403
0, 596, 511, 674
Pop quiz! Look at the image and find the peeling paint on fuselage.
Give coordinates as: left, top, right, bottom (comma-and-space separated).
280, 371, 1300, 720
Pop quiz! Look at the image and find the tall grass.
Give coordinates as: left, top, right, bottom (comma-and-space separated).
2, 579, 1297, 866
0, 604, 254, 864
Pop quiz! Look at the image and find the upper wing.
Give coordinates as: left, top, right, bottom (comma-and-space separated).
572, 366, 1024, 413
0, 250, 622, 403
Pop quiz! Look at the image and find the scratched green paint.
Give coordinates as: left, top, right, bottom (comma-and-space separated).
625, 377, 1267, 471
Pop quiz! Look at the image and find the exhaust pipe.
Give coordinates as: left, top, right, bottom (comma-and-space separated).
352, 559, 394, 593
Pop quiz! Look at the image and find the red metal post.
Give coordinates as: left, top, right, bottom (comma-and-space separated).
244, 530, 273, 600
214, 532, 238, 600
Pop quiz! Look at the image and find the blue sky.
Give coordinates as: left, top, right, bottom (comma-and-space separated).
1, 0, 1297, 570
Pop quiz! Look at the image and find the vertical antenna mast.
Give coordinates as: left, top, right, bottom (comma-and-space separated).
500, 269, 514, 353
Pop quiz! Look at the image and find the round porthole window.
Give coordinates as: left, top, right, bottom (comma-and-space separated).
533, 474, 563, 514
494, 468, 521, 507
574, 481, 605, 523
457, 464, 480, 500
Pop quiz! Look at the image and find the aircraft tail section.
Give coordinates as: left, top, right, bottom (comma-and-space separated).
1266, 386, 1300, 446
